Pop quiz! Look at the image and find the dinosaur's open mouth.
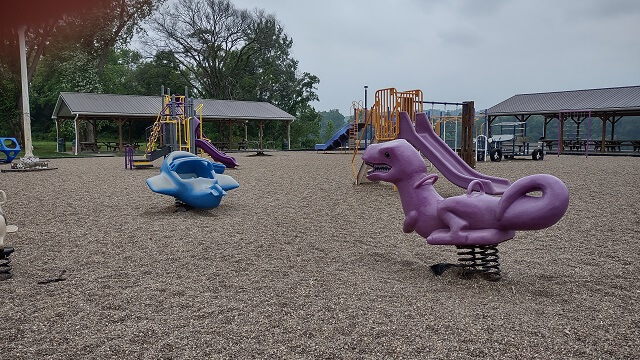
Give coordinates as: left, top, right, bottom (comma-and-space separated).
365, 162, 391, 175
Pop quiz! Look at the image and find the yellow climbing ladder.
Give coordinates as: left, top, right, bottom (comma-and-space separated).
349, 101, 367, 150
144, 95, 192, 155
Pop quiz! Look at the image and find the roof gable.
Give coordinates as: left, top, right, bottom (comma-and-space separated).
487, 86, 640, 115
52, 92, 295, 121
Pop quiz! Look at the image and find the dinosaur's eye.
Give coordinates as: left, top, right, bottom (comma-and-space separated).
384, 152, 390, 158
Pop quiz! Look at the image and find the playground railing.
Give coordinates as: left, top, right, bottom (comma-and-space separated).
124, 145, 134, 170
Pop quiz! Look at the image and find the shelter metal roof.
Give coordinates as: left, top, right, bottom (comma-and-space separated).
52, 92, 295, 121
487, 86, 640, 116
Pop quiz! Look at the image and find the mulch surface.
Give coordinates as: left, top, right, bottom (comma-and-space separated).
1, 151, 638, 358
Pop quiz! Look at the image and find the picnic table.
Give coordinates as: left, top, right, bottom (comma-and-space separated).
213, 142, 229, 151
541, 139, 639, 153
80, 142, 99, 152
541, 139, 555, 151
100, 141, 120, 152
593, 140, 625, 152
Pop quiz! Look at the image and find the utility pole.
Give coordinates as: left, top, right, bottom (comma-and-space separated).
11, 26, 49, 170
364, 85, 368, 148
18, 26, 34, 158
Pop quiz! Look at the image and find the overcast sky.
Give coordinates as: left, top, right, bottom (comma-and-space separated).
227, 0, 639, 114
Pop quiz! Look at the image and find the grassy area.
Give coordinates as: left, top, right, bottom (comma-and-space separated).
8, 140, 131, 159
18, 141, 85, 159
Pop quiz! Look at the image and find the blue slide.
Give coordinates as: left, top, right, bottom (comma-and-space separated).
315, 123, 365, 151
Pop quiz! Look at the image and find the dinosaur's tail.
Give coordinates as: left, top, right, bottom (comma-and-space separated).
495, 174, 569, 231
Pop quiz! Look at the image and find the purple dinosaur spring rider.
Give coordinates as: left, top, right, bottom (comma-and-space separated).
362, 132, 569, 280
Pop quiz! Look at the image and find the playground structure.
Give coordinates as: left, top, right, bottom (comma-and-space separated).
348, 87, 568, 279
426, 108, 501, 163
129, 88, 238, 169
1, 190, 18, 280
314, 101, 368, 152
146, 151, 239, 210
430, 114, 461, 147
350, 88, 501, 192
362, 132, 569, 280
0, 138, 21, 164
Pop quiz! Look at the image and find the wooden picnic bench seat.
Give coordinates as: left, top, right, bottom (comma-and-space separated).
213, 142, 229, 151
80, 142, 99, 152
540, 139, 554, 151
100, 141, 120, 152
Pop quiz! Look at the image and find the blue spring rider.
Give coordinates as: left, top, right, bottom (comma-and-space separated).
146, 151, 239, 209
0, 138, 20, 164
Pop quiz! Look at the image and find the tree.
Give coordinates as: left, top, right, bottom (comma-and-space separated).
319, 109, 346, 137
322, 121, 335, 142
290, 105, 321, 148
148, 0, 256, 98
148, 0, 320, 147
0, 0, 162, 143
130, 51, 191, 96
93, 0, 165, 77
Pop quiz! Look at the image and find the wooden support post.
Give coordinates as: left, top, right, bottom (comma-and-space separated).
74, 116, 79, 155
118, 118, 123, 153
461, 101, 475, 168
258, 121, 264, 150
287, 120, 291, 150
601, 114, 607, 153
611, 115, 621, 141
228, 120, 233, 150
128, 119, 133, 144
559, 114, 564, 154
487, 115, 496, 138
92, 119, 98, 145
543, 117, 550, 139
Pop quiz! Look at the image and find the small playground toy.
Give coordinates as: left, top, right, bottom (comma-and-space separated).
146, 151, 239, 209
487, 121, 544, 162
1, 190, 18, 280
362, 127, 569, 280
0, 138, 20, 164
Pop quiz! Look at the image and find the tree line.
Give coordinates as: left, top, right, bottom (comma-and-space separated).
1, 0, 325, 149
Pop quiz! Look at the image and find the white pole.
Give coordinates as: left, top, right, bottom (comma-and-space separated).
443, 120, 446, 143
18, 26, 34, 158
454, 119, 458, 152
55, 120, 60, 152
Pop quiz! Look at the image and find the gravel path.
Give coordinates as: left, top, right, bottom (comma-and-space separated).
1, 151, 638, 359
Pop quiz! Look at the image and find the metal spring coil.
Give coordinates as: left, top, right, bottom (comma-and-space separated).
1, 248, 12, 278
456, 245, 501, 280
